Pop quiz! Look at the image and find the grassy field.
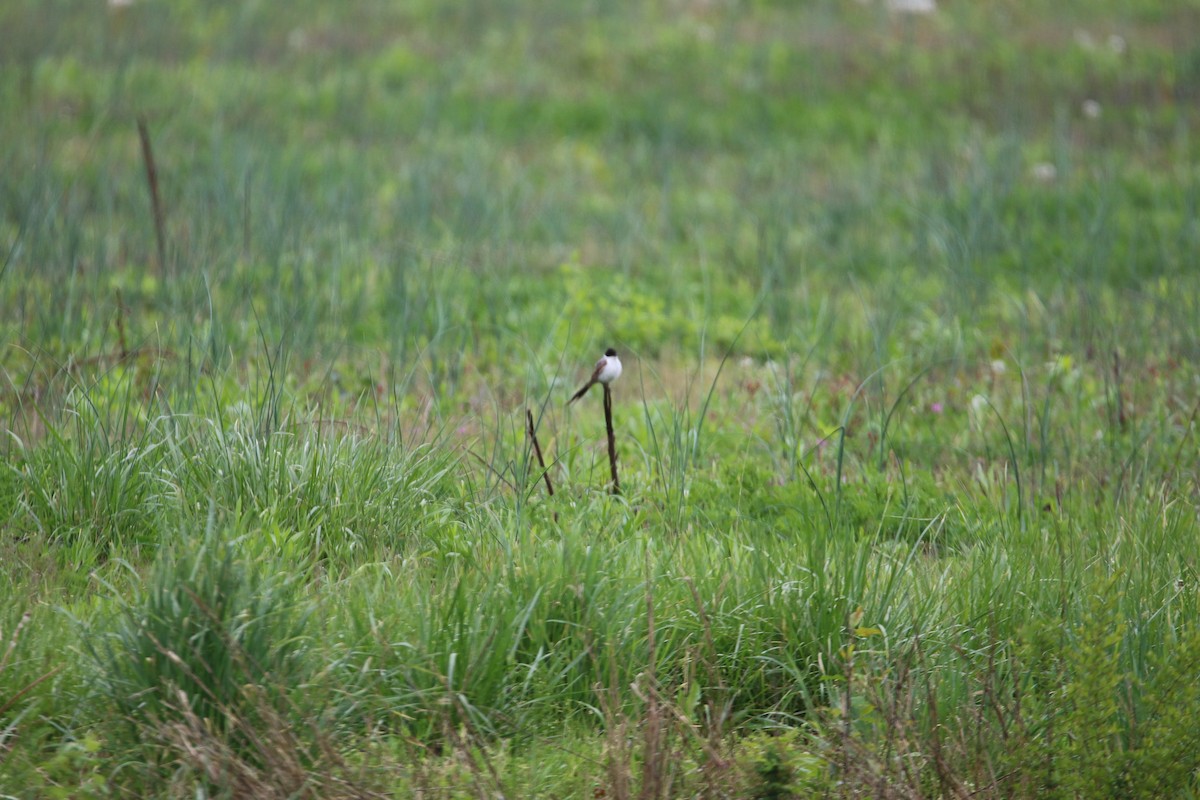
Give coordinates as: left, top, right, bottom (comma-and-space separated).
2, 0, 1199, 797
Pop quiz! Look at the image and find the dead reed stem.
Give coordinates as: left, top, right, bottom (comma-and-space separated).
526, 408, 554, 498
136, 117, 167, 274
604, 385, 620, 495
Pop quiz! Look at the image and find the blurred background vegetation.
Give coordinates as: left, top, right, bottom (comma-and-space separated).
3, 1, 1197, 380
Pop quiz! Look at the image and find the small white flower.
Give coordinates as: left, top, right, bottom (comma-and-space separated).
887, 0, 936, 13
108, 0, 134, 8
1031, 162, 1057, 183
970, 394, 989, 415
1082, 99, 1102, 119
990, 359, 1007, 375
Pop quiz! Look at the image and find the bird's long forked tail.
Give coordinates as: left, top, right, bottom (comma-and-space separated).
568, 381, 594, 404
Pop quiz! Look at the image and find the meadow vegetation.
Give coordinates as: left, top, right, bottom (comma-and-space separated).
1, 0, 1199, 797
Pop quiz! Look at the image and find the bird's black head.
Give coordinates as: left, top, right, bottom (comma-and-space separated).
605, 348, 618, 357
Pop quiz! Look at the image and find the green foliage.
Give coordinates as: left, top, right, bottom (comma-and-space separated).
0, 609, 68, 787
13, 733, 111, 800
1, 0, 1199, 795
86, 524, 312, 754
559, 260, 779, 357
8, 390, 468, 568
1037, 577, 1200, 799
1056, 578, 1130, 798
735, 728, 824, 799
13, 392, 165, 554
1126, 623, 1200, 797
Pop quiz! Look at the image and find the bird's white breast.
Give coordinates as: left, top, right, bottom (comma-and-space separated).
597, 356, 622, 384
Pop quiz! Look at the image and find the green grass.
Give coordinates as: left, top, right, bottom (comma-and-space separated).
2, 0, 1199, 797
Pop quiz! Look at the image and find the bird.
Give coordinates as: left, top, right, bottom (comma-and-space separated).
568, 347, 622, 404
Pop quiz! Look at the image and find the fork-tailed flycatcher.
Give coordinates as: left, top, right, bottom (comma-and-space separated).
569, 348, 622, 404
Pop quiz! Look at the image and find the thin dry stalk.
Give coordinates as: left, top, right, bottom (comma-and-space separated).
683, 578, 733, 796
526, 408, 557, 510
439, 683, 508, 800
136, 116, 167, 274
600, 646, 633, 800
145, 651, 383, 796
156, 685, 376, 800
816, 651, 925, 800
0, 613, 32, 676
115, 290, 129, 359
841, 610, 855, 800
242, 170, 253, 256
914, 639, 971, 800
0, 612, 64, 726
639, 562, 664, 800
0, 664, 62, 721
1112, 349, 1127, 431
604, 385, 620, 495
